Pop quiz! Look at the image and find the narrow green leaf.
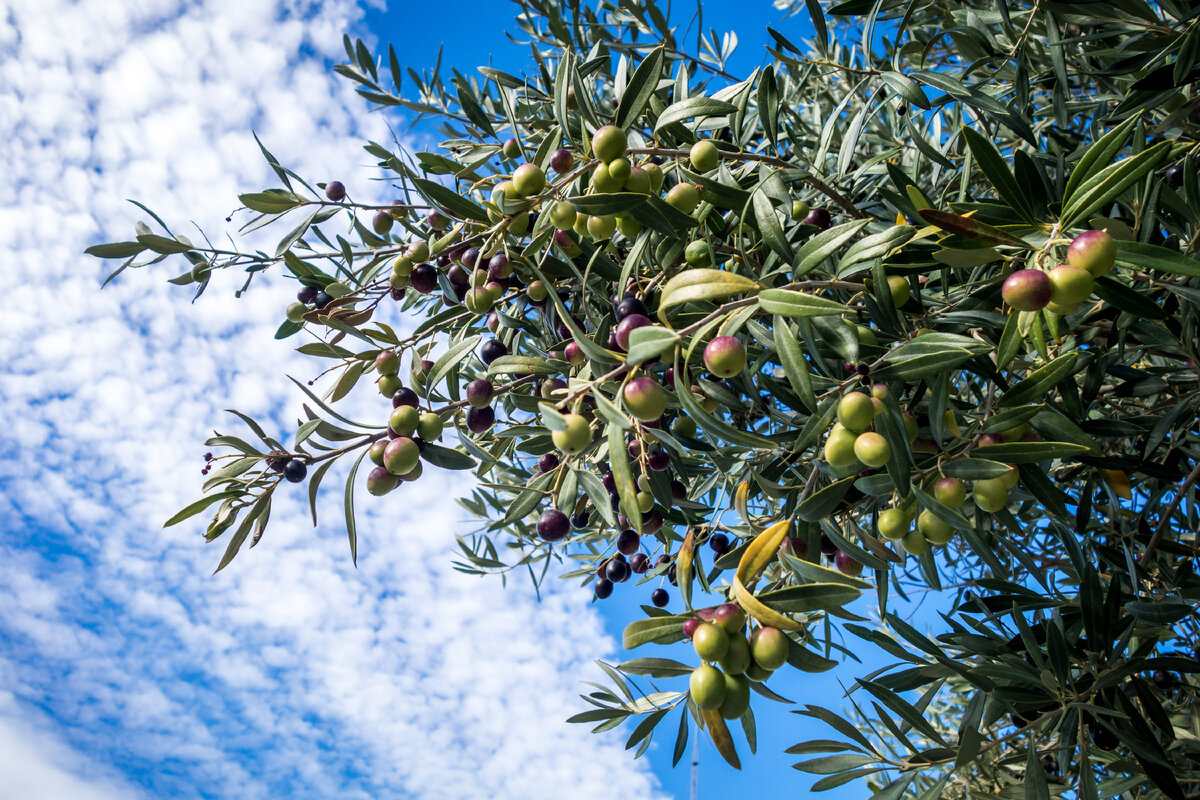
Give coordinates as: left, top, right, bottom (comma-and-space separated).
344, 450, 367, 566
608, 423, 642, 535
615, 46, 665, 130
654, 97, 738, 132
794, 219, 871, 277
758, 289, 850, 317
1060, 141, 1171, 229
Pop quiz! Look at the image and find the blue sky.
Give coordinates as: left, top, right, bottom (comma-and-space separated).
0, 1, 948, 798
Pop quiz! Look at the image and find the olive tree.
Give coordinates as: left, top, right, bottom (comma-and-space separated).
88, 0, 1200, 796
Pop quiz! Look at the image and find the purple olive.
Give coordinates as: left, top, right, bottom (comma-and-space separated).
615, 313, 651, 350
324, 181, 346, 201
537, 508, 570, 542
616, 529, 641, 555
803, 207, 831, 230
466, 406, 495, 433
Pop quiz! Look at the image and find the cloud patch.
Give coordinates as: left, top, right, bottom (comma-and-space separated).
0, 1, 664, 797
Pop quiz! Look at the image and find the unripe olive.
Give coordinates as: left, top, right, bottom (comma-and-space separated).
853, 432, 891, 468
933, 477, 966, 509
745, 661, 774, 682
703, 336, 746, 378
887, 275, 911, 307
383, 436, 420, 476
526, 279, 549, 302
623, 377, 667, 421
590, 162, 623, 193
464, 287, 492, 314
673, 416, 698, 438
690, 139, 719, 172
837, 392, 876, 433
616, 215, 642, 238
587, 214, 617, 241
790, 200, 810, 220
636, 491, 654, 513
502, 137, 521, 159
1001, 422, 1029, 443
854, 325, 878, 346
823, 427, 859, 468
623, 166, 651, 194
918, 509, 955, 546
877, 508, 909, 540
1002, 269, 1053, 312
719, 672, 751, 719
389, 405, 420, 438
689, 664, 726, 710
552, 413, 592, 454
512, 163, 546, 196
999, 464, 1020, 489
749, 626, 789, 670
549, 201, 577, 230
644, 162, 664, 193
901, 529, 928, 555
573, 212, 591, 236
716, 634, 751, 675
1048, 264, 1094, 305
286, 302, 307, 323
973, 478, 1009, 512
943, 410, 961, 438
902, 413, 919, 443
684, 239, 712, 266
1067, 229, 1116, 276
378, 374, 404, 398
665, 183, 701, 213
491, 180, 528, 214
606, 157, 631, 185
1046, 298, 1082, 315
692, 622, 730, 662
407, 240, 431, 262
592, 125, 628, 162
368, 438, 388, 466
418, 412, 443, 440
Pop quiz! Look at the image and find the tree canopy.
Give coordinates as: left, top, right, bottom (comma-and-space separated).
88, 0, 1200, 796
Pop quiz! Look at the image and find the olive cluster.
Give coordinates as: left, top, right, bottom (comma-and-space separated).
684, 603, 789, 720
362, 350, 446, 496
1001, 230, 1114, 314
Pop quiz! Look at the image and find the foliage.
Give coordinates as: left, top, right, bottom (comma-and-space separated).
87, 0, 1200, 796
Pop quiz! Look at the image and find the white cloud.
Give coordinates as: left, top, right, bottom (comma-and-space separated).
0, 1, 665, 798
0, 691, 139, 800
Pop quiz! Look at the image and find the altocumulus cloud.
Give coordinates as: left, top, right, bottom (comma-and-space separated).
0, 1, 666, 798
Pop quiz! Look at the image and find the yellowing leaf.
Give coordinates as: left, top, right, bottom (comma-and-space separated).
678, 528, 694, 610
735, 518, 791, 585
700, 709, 742, 769
732, 575, 806, 632
734, 480, 751, 528
1102, 469, 1132, 500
